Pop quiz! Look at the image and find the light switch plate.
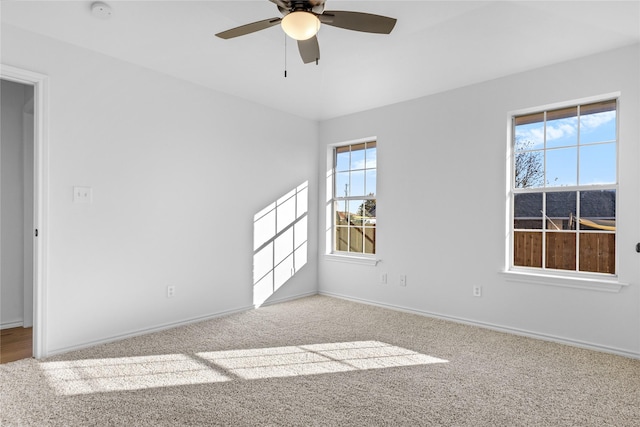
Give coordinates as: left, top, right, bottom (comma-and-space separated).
73, 186, 92, 203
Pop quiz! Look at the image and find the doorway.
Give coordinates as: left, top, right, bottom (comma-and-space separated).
1, 79, 34, 362
0, 65, 48, 360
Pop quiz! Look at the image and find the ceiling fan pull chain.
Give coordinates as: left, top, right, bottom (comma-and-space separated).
284, 33, 288, 78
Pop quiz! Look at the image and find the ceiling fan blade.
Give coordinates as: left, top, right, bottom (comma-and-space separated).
310, 0, 326, 14
298, 36, 320, 64
215, 17, 282, 39
319, 11, 397, 34
269, 0, 290, 9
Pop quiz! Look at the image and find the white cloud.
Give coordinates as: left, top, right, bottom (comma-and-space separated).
515, 127, 544, 148
516, 110, 615, 149
580, 111, 615, 131
546, 121, 576, 141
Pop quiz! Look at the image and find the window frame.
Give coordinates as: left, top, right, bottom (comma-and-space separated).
507, 95, 620, 282
326, 137, 378, 263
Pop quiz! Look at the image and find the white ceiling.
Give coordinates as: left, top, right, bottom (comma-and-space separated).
2, 1, 639, 120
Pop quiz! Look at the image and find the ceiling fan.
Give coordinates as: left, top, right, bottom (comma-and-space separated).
215, 0, 397, 64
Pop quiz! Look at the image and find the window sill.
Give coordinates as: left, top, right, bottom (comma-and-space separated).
500, 270, 628, 293
325, 254, 380, 266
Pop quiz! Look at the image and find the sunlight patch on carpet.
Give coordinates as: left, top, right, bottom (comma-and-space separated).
197, 341, 448, 380
41, 341, 447, 395
41, 354, 230, 395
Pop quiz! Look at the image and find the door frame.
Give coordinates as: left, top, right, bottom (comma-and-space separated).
1, 64, 49, 358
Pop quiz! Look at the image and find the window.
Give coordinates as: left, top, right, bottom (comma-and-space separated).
511, 99, 617, 275
333, 141, 377, 255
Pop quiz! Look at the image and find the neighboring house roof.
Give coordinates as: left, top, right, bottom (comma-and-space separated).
515, 190, 615, 219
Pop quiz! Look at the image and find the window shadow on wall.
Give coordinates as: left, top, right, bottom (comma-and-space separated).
253, 182, 308, 307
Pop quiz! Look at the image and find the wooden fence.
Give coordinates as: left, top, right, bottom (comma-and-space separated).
514, 231, 615, 274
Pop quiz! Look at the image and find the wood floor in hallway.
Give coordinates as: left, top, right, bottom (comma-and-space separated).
0, 327, 32, 363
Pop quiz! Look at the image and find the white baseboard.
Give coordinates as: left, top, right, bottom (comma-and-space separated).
46, 304, 254, 357
256, 290, 319, 309
46, 291, 319, 358
319, 291, 640, 360
1, 321, 24, 330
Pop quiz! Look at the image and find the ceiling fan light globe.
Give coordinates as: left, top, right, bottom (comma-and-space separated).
281, 11, 320, 41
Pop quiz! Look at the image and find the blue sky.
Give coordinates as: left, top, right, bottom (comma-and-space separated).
515, 110, 616, 186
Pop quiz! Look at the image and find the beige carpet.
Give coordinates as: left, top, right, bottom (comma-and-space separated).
1, 295, 639, 426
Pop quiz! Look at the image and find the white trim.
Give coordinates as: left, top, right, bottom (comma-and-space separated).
255, 290, 318, 309
46, 291, 319, 357
1, 64, 49, 359
1, 321, 25, 330
500, 270, 627, 292
324, 253, 379, 266
319, 291, 640, 360
46, 304, 255, 357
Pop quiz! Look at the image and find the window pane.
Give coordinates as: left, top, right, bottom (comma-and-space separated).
365, 170, 377, 196
362, 199, 376, 224
515, 119, 544, 152
335, 172, 349, 198
579, 143, 616, 185
336, 227, 348, 251
546, 107, 577, 149
515, 112, 544, 127
351, 142, 366, 151
350, 170, 365, 197
545, 232, 576, 271
515, 149, 544, 189
365, 143, 377, 168
348, 200, 366, 225
514, 193, 542, 229
349, 227, 364, 253
350, 145, 365, 170
579, 190, 616, 231
513, 231, 542, 267
335, 147, 350, 172
364, 227, 376, 254
579, 233, 615, 274
335, 201, 347, 225
580, 100, 616, 116
546, 147, 577, 187
545, 192, 576, 230
580, 101, 616, 144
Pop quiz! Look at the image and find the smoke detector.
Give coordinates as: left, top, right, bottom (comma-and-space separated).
91, 2, 112, 19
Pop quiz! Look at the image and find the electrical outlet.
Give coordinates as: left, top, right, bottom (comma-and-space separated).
167, 285, 175, 298
473, 285, 482, 297
73, 186, 92, 203
380, 273, 388, 284
399, 274, 407, 287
